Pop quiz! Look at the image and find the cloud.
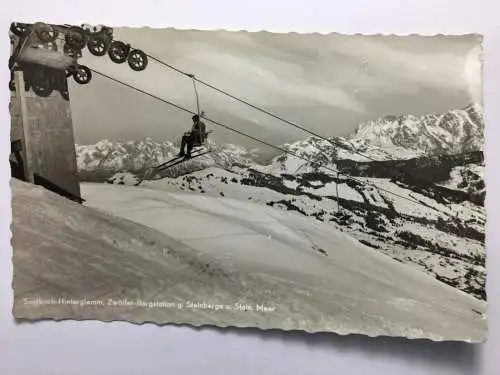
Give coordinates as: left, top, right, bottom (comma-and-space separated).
329, 35, 480, 97
463, 43, 483, 103
179, 43, 366, 113
72, 28, 481, 145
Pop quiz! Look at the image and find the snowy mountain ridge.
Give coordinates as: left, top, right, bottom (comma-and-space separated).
266, 135, 424, 175
349, 103, 484, 156
77, 103, 484, 177
76, 137, 178, 172
76, 138, 258, 181
259, 102, 484, 175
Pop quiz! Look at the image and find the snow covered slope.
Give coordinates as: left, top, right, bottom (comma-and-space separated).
73, 181, 485, 341
85, 147, 486, 301
73, 104, 486, 302
437, 163, 485, 198
130, 150, 486, 302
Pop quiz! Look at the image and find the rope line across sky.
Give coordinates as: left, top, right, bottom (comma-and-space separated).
143, 51, 453, 189
90, 67, 461, 220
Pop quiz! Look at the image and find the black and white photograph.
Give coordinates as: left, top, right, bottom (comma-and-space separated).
9, 22, 487, 342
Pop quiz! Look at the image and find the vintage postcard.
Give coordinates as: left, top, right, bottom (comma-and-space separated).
9, 22, 487, 342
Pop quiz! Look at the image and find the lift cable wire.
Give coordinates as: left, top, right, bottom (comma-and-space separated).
144, 52, 458, 187
90, 67, 460, 218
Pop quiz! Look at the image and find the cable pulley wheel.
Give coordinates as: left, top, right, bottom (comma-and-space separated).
73, 65, 92, 85
10, 23, 31, 38
87, 35, 110, 56
34, 22, 59, 43
108, 41, 130, 64
128, 49, 148, 71
65, 26, 86, 50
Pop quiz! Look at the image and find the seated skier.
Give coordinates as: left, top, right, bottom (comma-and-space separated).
178, 114, 207, 158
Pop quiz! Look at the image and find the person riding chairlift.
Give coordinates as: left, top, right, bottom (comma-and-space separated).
178, 114, 207, 158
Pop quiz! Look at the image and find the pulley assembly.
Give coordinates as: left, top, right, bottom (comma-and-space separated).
9, 21, 150, 99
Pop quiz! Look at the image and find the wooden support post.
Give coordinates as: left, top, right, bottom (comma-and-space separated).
13, 70, 34, 183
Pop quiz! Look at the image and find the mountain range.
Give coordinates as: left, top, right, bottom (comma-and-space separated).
349, 102, 484, 156
75, 103, 486, 301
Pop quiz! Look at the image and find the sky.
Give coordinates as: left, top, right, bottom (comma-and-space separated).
69, 27, 483, 152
